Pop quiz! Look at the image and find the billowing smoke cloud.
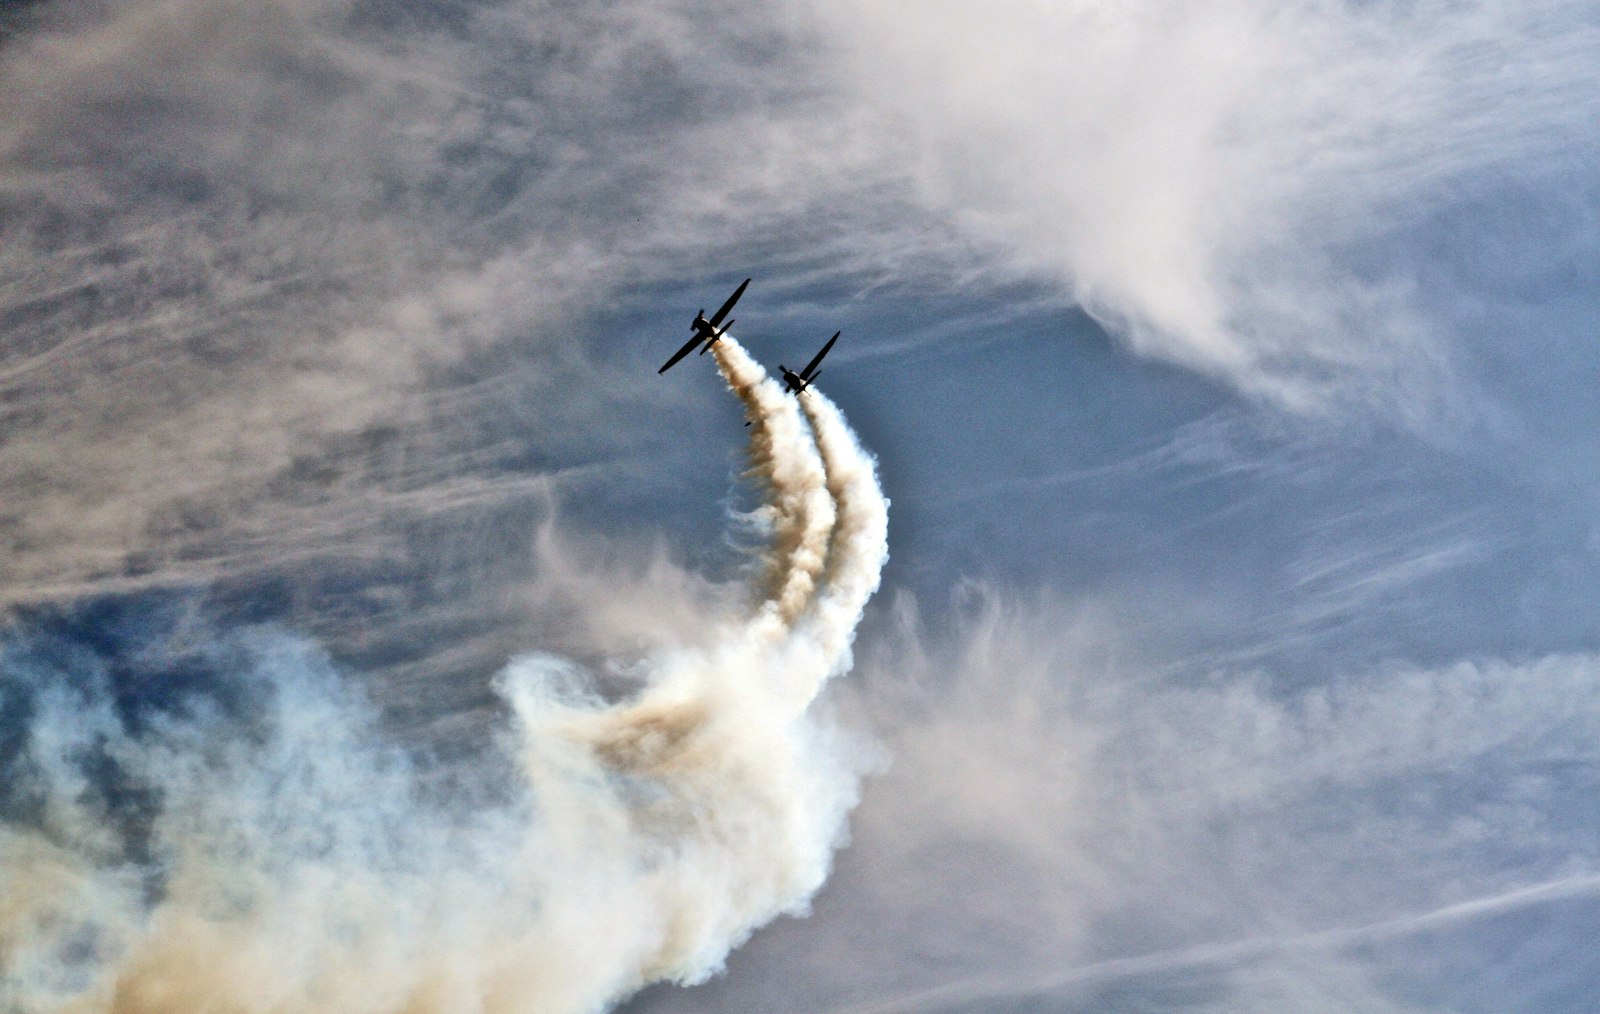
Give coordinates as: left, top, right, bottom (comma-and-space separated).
626, 589, 1600, 1014
0, 337, 888, 1014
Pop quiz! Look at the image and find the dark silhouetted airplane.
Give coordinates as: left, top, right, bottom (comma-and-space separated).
659, 278, 751, 374
780, 331, 838, 394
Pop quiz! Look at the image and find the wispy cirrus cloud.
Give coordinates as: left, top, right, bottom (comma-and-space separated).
0, 0, 805, 618
799, 0, 1600, 418
7, 0, 1593, 617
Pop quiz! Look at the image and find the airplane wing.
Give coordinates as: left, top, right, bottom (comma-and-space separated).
706, 278, 750, 328
799, 331, 839, 381
659, 334, 706, 374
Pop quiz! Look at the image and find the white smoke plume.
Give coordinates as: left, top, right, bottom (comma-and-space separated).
0, 337, 888, 1014
709, 338, 836, 635
796, 390, 891, 682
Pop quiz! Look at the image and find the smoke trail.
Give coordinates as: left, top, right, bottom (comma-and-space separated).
796, 388, 891, 690
537, 341, 890, 992
0, 337, 888, 1014
708, 337, 836, 633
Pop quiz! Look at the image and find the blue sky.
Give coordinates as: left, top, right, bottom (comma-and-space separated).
2, 1, 1599, 1012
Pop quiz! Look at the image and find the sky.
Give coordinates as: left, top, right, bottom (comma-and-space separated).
2, 0, 1600, 1011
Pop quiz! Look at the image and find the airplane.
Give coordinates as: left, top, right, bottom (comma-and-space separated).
658, 278, 751, 374
780, 331, 839, 395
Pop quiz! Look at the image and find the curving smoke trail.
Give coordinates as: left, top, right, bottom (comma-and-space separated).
539, 335, 889, 998
0, 336, 887, 1014
796, 388, 891, 695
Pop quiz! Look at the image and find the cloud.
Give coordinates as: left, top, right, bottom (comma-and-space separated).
10, 0, 1588, 620
0, 0, 819, 614
799, 0, 1600, 417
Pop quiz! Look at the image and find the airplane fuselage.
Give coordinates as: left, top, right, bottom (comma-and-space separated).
692, 318, 728, 352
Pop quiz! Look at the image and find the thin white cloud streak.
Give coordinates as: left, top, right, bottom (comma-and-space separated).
0, 336, 890, 1013
824, 872, 1600, 1014
916, 404, 1519, 681
801, 0, 1600, 416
